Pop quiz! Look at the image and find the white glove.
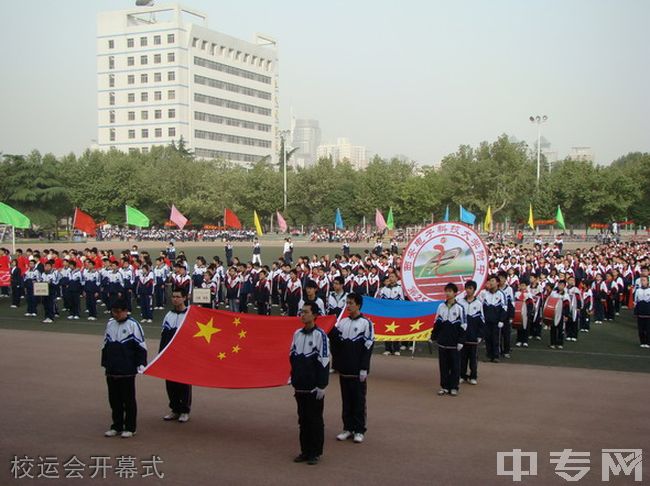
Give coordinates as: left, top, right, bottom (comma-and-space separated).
509, 318, 513, 325
312, 388, 325, 400
456, 343, 463, 351
477, 338, 483, 344
137, 365, 146, 374
359, 370, 368, 382
498, 322, 504, 329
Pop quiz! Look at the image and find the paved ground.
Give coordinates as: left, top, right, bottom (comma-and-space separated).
1, 329, 648, 485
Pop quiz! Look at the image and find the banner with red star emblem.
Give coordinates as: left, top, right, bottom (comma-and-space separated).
144, 307, 337, 388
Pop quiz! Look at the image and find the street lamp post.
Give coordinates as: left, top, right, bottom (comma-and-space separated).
529, 115, 548, 186
279, 130, 291, 212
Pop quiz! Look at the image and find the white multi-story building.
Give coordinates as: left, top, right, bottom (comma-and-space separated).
317, 137, 368, 170
97, 3, 278, 164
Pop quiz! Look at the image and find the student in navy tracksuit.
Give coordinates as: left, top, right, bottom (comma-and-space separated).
480, 275, 507, 363
83, 261, 100, 320
290, 302, 330, 465
10, 260, 23, 308
253, 269, 271, 315
137, 264, 154, 323
101, 299, 147, 438
23, 260, 40, 316
67, 261, 83, 319
329, 293, 374, 443
457, 280, 485, 384
433, 283, 467, 396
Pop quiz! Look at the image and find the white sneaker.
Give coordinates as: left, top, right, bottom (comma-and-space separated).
382, 351, 391, 356
450, 389, 459, 396
30, 313, 37, 317
42, 318, 53, 324
557, 345, 563, 349
24, 312, 31, 316
399, 345, 406, 351
163, 412, 179, 421
353, 433, 364, 443
469, 379, 478, 385
336, 431, 353, 441
523, 343, 528, 347
394, 352, 401, 356
515, 342, 522, 347
437, 389, 448, 396
459, 378, 465, 384
73, 316, 80, 320
67, 315, 74, 320
10, 305, 17, 308
178, 413, 190, 423
121, 431, 135, 438
88, 316, 96, 321
104, 429, 119, 437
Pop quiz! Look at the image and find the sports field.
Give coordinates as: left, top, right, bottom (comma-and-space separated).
0, 240, 649, 484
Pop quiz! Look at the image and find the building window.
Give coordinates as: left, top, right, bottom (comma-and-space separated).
109, 92, 115, 106
167, 33, 175, 43
128, 111, 135, 121
109, 110, 115, 123
127, 38, 134, 48
108, 56, 115, 69
141, 73, 148, 83
128, 129, 135, 139
142, 129, 149, 138
168, 109, 176, 119
154, 91, 162, 101
192, 37, 198, 48
154, 72, 162, 82
108, 39, 114, 49
128, 74, 135, 85
168, 71, 176, 81
108, 74, 115, 87
155, 128, 162, 137
141, 92, 148, 102
127, 56, 134, 66
154, 109, 162, 119
129, 147, 139, 154
154, 53, 161, 64
140, 55, 148, 65
141, 110, 148, 120
168, 90, 175, 100
109, 128, 116, 141
153, 35, 161, 45
128, 93, 135, 103
140, 36, 147, 47
167, 52, 175, 62
168, 127, 176, 137
142, 147, 149, 154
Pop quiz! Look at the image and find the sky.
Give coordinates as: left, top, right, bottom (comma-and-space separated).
0, 0, 649, 165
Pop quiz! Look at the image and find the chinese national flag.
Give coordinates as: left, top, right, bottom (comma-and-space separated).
144, 307, 337, 388
224, 208, 242, 229
73, 207, 97, 236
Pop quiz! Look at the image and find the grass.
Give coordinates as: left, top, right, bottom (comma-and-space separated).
1, 243, 649, 374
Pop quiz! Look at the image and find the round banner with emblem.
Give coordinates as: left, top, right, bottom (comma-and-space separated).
400, 222, 489, 302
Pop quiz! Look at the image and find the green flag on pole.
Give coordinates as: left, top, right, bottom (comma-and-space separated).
555, 205, 566, 230
0, 202, 31, 229
125, 205, 150, 228
386, 207, 395, 230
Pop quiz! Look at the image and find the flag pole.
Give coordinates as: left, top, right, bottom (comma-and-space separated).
12, 225, 16, 255
71, 208, 77, 242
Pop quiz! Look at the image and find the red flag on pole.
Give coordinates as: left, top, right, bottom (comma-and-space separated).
144, 307, 337, 388
224, 208, 242, 229
73, 208, 97, 236
169, 204, 188, 230
276, 211, 288, 233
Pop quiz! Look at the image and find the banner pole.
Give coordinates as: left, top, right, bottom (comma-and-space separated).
12, 225, 16, 255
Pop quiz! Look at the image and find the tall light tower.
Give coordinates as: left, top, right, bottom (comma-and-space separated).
529, 115, 548, 186
279, 129, 291, 212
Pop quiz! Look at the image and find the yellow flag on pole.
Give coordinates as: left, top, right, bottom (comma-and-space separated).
528, 204, 535, 230
253, 210, 263, 236
484, 205, 492, 232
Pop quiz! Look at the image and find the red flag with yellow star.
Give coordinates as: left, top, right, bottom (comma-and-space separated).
144, 307, 337, 388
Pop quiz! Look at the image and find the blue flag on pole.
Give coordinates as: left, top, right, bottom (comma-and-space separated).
459, 205, 476, 225
443, 205, 450, 222
335, 208, 344, 229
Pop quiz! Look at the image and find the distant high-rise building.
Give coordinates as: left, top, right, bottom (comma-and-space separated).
568, 146, 594, 162
97, 3, 278, 164
290, 119, 321, 168
317, 137, 368, 170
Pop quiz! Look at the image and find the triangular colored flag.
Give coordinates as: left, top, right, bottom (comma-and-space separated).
556, 206, 566, 230
125, 205, 150, 228
386, 207, 395, 230
144, 307, 337, 388
528, 204, 535, 230
484, 205, 492, 232
375, 209, 387, 231
73, 207, 96, 236
459, 205, 476, 225
0, 202, 30, 229
224, 208, 242, 229
253, 210, 263, 236
335, 208, 344, 229
276, 211, 288, 233
443, 205, 450, 222
170, 204, 188, 230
